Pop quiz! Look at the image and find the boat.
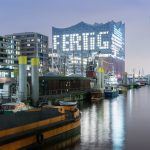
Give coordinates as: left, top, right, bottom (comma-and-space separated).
86, 60, 96, 78
104, 73, 119, 98
118, 86, 128, 94
133, 81, 141, 88
118, 87, 123, 94
0, 105, 80, 149
104, 85, 119, 98
138, 78, 147, 86
90, 90, 104, 102
0, 102, 28, 114
59, 101, 77, 106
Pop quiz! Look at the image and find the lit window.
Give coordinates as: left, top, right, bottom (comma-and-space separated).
53, 35, 60, 50
62, 34, 69, 51
70, 34, 81, 51
82, 33, 89, 50
97, 31, 109, 49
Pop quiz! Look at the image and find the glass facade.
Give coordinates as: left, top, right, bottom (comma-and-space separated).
52, 21, 125, 76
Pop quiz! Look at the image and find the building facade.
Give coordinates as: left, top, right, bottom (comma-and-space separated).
6, 32, 49, 75
52, 21, 125, 77
48, 48, 62, 73
0, 36, 20, 77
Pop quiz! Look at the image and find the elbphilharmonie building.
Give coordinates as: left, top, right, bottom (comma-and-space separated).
52, 21, 125, 77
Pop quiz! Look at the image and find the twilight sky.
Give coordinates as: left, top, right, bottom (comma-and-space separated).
0, 0, 150, 74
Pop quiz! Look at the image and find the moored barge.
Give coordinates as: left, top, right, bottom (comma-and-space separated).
0, 105, 80, 150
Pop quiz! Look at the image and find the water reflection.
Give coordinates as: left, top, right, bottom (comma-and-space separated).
79, 96, 125, 150
81, 105, 97, 143
111, 96, 125, 150
128, 90, 133, 116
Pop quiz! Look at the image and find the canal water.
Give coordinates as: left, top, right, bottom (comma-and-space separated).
68, 86, 150, 150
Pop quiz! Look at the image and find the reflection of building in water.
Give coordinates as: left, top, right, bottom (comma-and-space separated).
80, 98, 125, 149
81, 105, 97, 144
99, 100, 111, 143
111, 98, 125, 149
52, 21, 125, 76
100, 98, 125, 149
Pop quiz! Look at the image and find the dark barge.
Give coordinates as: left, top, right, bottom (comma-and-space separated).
37, 76, 90, 95
30, 76, 91, 102
0, 105, 80, 149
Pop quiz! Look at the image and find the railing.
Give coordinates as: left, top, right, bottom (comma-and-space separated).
0, 88, 92, 104
44, 88, 91, 95
39, 88, 91, 101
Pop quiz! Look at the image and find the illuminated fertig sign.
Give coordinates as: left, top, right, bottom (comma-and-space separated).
53, 31, 109, 51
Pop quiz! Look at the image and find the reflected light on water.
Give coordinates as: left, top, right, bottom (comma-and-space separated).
80, 98, 125, 150
81, 105, 97, 143
128, 90, 133, 116
99, 100, 110, 143
111, 98, 125, 150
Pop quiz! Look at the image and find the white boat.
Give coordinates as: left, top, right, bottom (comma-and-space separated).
104, 73, 119, 98
59, 101, 77, 106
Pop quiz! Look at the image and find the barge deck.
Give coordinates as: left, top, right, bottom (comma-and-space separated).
0, 106, 80, 150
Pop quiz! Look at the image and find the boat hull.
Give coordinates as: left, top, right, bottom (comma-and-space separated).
133, 84, 141, 89
90, 90, 104, 102
104, 91, 119, 98
0, 106, 80, 150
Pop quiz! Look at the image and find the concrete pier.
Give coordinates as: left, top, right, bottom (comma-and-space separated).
18, 56, 27, 101
31, 58, 39, 106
